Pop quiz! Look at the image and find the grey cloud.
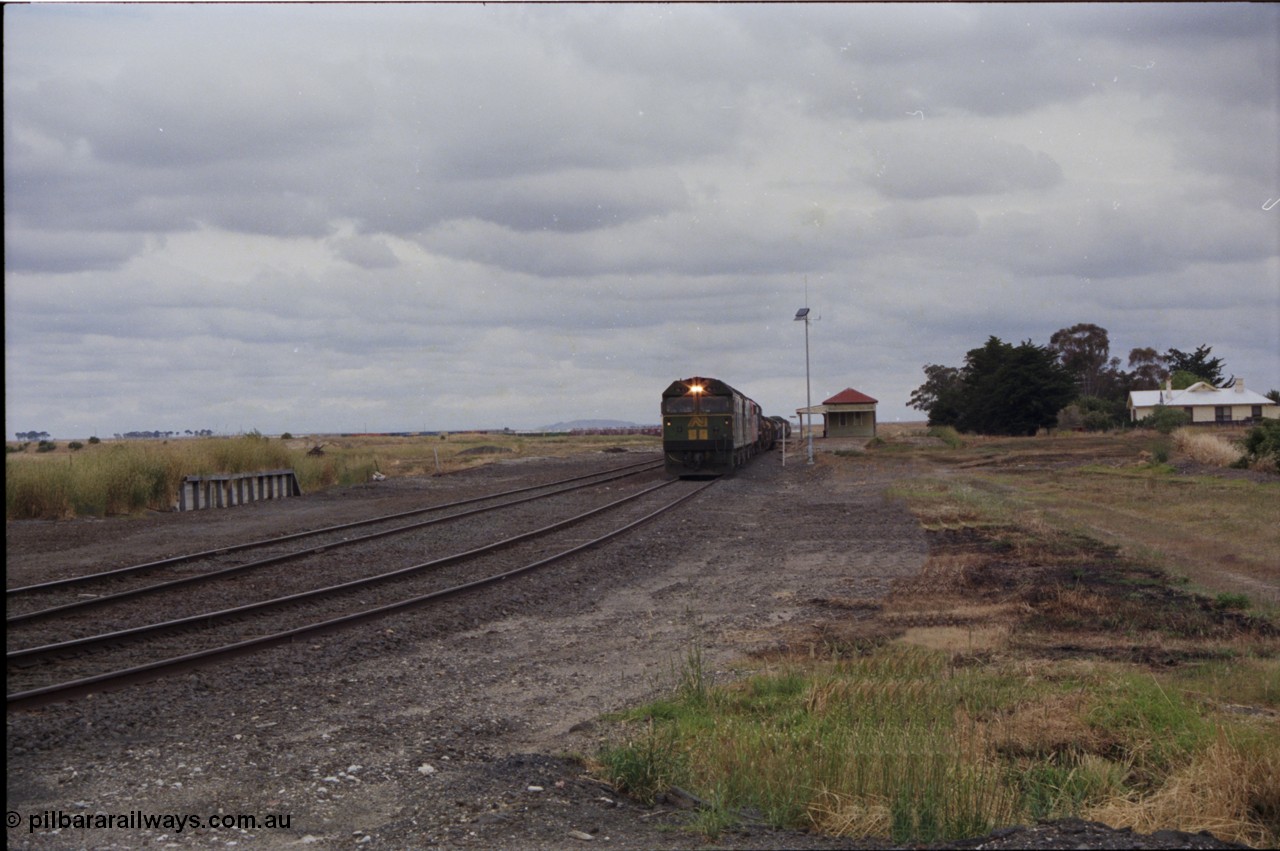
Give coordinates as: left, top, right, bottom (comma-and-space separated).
790, 7, 1102, 119
869, 202, 981, 240
984, 197, 1278, 280
12, 67, 369, 171
3, 228, 148, 274
1150, 98, 1280, 193
416, 209, 845, 279
866, 129, 1062, 200
450, 168, 690, 234
331, 235, 400, 270
1062, 3, 1278, 44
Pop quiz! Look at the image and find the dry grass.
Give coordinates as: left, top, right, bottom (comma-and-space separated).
276, 431, 658, 476
987, 691, 1103, 758
808, 788, 896, 839
891, 552, 992, 595
6, 431, 661, 519
1172, 427, 1247, 467
896, 623, 1011, 654
1087, 730, 1280, 847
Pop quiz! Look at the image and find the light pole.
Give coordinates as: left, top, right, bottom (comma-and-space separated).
794, 307, 814, 465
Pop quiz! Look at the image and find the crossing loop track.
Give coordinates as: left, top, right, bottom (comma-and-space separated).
6, 457, 661, 609
7, 464, 712, 711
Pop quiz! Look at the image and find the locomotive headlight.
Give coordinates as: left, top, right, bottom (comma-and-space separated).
690, 384, 704, 395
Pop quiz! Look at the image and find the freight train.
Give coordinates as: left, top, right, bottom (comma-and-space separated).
661, 376, 778, 478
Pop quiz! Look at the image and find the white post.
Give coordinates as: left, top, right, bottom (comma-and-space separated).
804, 313, 814, 465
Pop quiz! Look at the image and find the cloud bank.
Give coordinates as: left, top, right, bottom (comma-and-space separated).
5, 3, 1278, 437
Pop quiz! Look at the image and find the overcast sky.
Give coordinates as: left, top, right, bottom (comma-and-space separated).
6, 3, 1279, 438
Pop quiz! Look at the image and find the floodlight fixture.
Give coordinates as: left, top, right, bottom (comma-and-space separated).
794, 308, 810, 320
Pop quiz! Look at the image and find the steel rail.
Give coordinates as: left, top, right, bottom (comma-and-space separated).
6, 457, 660, 597
7, 479, 714, 710
8, 477, 676, 661
7, 461, 663, 626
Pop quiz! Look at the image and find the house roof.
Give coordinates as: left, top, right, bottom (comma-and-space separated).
1128, 380, 1275, 408
823, 388, 878, 406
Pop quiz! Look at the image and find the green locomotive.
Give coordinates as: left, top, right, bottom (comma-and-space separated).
661, 376, 776, 477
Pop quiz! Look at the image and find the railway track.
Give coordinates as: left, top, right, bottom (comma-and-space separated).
7, 460, 713, 710
7, 457, 662, 615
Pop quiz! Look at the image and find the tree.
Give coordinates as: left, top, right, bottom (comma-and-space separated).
1073, 395, 1127, 431
908, 363, 964, 426
1049, 323, 1113, 398
913, 337, 1078, 436
1164, 345, 1225, 386
1127, 347, 1167, 390
1170, 370, 1211, 390
953, 337, 1077, 436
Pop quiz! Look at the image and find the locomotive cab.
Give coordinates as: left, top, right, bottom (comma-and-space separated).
662, 377, 759, 478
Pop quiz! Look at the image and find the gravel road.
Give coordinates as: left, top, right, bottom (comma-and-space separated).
5, 447, 1249, 850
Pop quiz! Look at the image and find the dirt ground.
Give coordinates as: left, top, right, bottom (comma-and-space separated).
5, 440, 1259, 850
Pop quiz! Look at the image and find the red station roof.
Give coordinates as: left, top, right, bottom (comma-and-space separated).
823, 388, 878, 405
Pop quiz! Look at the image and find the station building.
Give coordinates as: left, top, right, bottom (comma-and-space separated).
797, 387, 879, 439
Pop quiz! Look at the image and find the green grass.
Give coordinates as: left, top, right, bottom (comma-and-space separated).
599, 647, 1027, 842
928, 425, 966, 449
1085, 673, 1214, 773
1216, 593, 1252, 611
597, 641, 1279, 845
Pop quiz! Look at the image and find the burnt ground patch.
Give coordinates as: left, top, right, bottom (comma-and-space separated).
941, 526, 1276, 664
762, 523, 1276, 668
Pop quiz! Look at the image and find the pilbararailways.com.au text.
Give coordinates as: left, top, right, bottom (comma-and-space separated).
11, 809, 292, 834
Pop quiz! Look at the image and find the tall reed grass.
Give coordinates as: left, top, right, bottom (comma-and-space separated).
5, 436, 375, 519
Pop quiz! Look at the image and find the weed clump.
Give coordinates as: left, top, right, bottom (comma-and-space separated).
1240, 419, 1280, 472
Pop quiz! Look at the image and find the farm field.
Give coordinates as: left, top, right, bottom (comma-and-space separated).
6, 425, 1278, 849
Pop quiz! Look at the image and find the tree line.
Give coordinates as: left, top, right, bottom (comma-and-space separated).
909, 323, 1278, 436
114, 429, 216, 439
12, 429, 217, 442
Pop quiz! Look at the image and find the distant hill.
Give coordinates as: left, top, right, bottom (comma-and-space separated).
538, 419, 648, 431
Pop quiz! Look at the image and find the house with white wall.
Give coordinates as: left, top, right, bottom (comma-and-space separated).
1128, 378, 1278, 424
